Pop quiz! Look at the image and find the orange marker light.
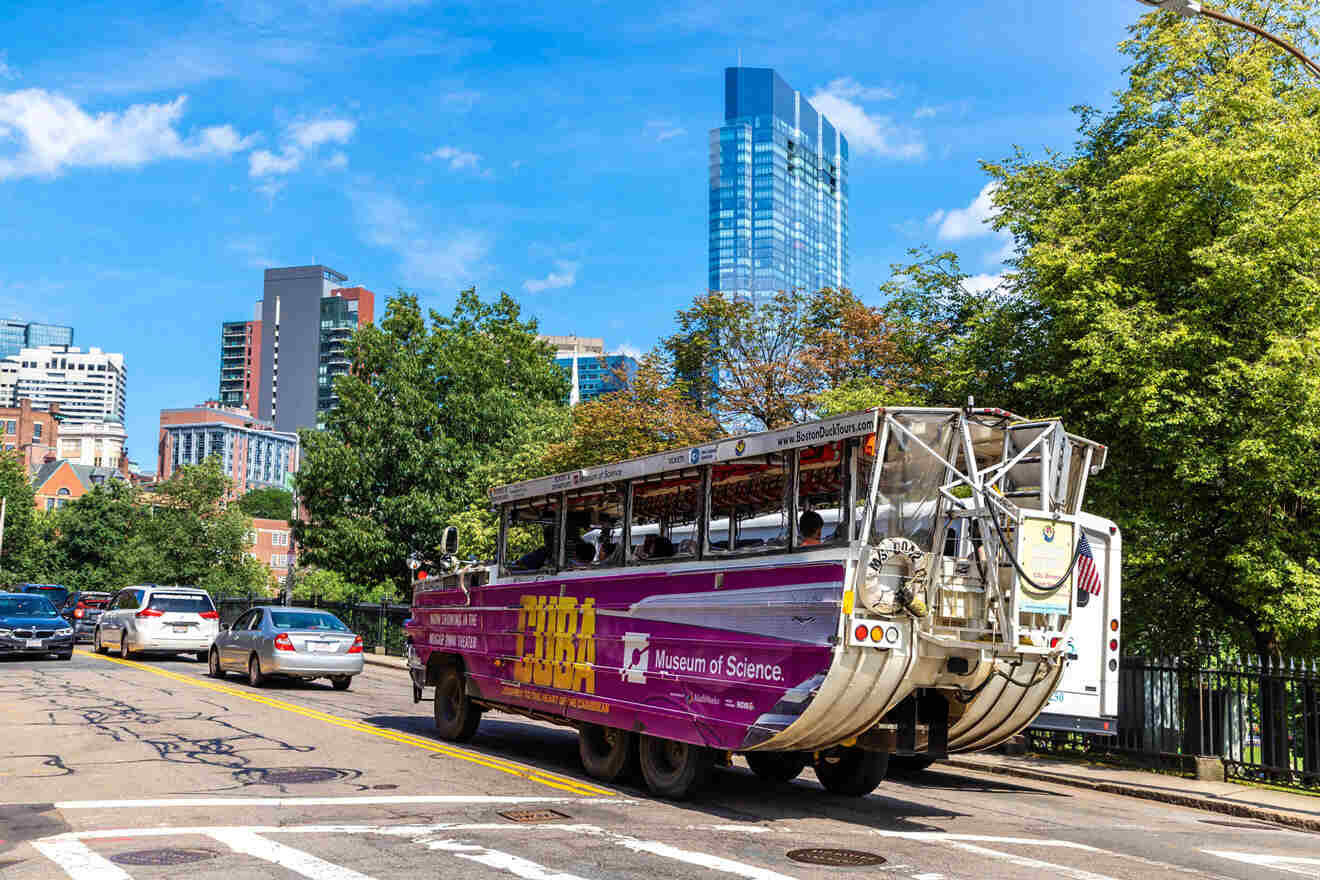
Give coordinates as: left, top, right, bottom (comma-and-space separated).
870, 625, 884, 642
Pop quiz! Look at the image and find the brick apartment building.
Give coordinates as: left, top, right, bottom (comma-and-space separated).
248, 517, 295, 584
1, 398, 60, 470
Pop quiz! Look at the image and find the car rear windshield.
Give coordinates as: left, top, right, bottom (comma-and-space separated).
269, 611, 349, 632
147, 594, 216, 613
25, 586, 68, 606
0, 596, 58, 617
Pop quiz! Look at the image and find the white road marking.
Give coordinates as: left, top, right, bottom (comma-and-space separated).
942, 840, 1118, 880
424, 839, 590, 880
912, 874, 945, 880
685, 824, 774, 833
604, 833, 797, 880
209, 829, 377, 880
51, 795, 627, 810
1205, 850, 1320, 876
28, 840, 131, 880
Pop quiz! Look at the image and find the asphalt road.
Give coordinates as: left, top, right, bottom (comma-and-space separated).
1, 650, 1316, 880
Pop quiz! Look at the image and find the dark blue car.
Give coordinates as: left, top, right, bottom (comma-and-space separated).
0, 592, 74, 659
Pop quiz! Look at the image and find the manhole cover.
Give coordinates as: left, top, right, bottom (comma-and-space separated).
242, 767, 351, 785
498, 809, 570, 824
110, 848, 217, 866
786, 848, 887, 867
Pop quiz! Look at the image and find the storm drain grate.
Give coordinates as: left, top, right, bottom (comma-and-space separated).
498, 809, 571, 824
110, 848, 218, 866
253, 767, 347, 785
786, 848, 887, 867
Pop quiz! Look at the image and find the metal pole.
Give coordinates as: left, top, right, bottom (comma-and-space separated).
1137, 1, 1320, 81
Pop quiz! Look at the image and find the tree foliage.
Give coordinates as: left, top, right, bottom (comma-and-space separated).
0, 452, 42, 583
888, 0, 1320, 656
295, 290, 568, 594
237, 487, 293, 521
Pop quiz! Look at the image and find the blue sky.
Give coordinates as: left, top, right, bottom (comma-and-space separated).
0, 0, 1143, 472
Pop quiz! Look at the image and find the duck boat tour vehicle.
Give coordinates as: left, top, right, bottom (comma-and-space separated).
406, 405, 1114, 799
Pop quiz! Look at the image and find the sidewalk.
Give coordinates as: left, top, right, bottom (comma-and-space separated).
946, 752, 1320, 833
363, 651, 408, 670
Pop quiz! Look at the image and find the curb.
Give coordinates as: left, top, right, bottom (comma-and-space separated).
944, 758, 1320, 834
362, 652, 408, 670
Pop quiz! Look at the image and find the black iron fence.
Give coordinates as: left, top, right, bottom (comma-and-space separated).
215, 598, 412, 657
1029, 655, 1320, 791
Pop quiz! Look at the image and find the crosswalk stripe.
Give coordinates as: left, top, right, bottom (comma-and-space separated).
28, 839, 132, 880
941, 841, 1117, 880
425, 840, 590, 880
208, 829, 377, 880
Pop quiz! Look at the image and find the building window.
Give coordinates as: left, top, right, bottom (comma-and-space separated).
4, 420, 14, 435
271, 531, 289, 547
33, 423, 41, 440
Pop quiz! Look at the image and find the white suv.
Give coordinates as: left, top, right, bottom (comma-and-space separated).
94, 586, 220, 661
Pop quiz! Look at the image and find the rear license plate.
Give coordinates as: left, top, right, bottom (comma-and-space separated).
173, 625, 189, 634
25, 639, 43, 648
308, 642, 333, 653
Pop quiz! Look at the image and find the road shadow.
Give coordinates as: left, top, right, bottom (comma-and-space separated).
363, 712, 980, 832
887, 768, 1069, 795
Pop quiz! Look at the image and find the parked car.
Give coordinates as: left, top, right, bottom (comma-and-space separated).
14, 583, 70, 611
209, 606, 363, 690
94, 586, 219, 661
0, 592, 74, 659
59, 591, 113, 642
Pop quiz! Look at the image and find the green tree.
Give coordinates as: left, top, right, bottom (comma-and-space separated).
888, 1, 1320, 657
0, 453, 44, 583
49, 480, 141, 589
295, 290, 568, 594
237, 487, 293, 521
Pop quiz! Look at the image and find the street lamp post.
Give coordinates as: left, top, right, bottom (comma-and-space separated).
1137, 0, 1320, 80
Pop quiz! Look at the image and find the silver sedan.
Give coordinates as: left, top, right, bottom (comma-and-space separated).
208, 606, 364, 690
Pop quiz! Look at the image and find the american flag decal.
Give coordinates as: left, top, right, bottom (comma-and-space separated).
1076, 532, 1103, 596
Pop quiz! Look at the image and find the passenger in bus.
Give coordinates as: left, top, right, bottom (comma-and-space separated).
573, 540, 596, 567
514, 525, 555, 570
651, 536, 676, 558
799, 510, 824, 546
636, 534, 658, 559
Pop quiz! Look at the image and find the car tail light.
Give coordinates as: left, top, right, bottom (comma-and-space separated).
74, 605, 85, 619
273, 633, 295, 652
348, 636, 363, 654
200, 610, 219, 620
135, 608, 163, 618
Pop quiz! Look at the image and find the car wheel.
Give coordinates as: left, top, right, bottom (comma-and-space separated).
248, 655, 265, 688
119, 631, 134, 660
745, 751, 809, 784
432, 664, 481, 741
331, 675, 352, 691
208, 648, 226, 679
637, 735, 713, 800
57, 651, 73, 661
812, 747, 889, 797
194, 651, 208, 663
93, 629, 105, 654
578, 723, 635, 783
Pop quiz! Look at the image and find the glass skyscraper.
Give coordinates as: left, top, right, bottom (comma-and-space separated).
0, 320, 74, 359
709, 68, 848, 299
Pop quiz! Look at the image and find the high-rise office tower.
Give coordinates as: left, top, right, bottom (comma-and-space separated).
9, 345, 126, 425
709, 67, 848, 299
0, 320, 74, 359
246, 266, 374, 434
219, 304, 262, 414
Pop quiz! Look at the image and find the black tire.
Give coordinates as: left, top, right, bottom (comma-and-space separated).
637, 735, 712, 800
432, 664, 481, 741
57, 651, 73, 661
885, 755, 936, 777
331, 675, 352, 691
208, 648, 226, 679
94, 629, 108, 655
578, 724, 635, 783
745, 751, 809, 784
195, 651, 208, 663
119, 632, 134, 660
812, 747, 889, 797
247, 654, 265, 688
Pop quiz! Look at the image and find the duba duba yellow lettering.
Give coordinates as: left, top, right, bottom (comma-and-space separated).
513, 594, 597, 695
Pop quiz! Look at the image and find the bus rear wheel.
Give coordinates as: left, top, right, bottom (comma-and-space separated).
433, 664, 481, 742
638, 735, 711, 800
813, 746, 888, 797
578, 724, 634, 783
745, 751, 808, 783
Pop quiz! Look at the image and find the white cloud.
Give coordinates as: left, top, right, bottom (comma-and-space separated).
962, 273, 1005, 295
248, 116, 354, 178
0, 52, 15, 80
914, 105, 939, 119
427, 145, 483, 172
808, 81, 924, 160
354, 189, 489, 288
818, 77, 895, 102
0, 89, 249, 180
931, 182, 1000, 241
644, 119, 686, 142
323, 151, 348, 170
523, 260, 579, 293
612, 342, 642, 359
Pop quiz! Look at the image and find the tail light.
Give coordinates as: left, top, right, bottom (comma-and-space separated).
1049, 637, 1062, 648
273, 633, 295, 651
348, 636, 363, 654
200, 610, 219, 620
135, 608, 163, 618
74, 604, 85, 619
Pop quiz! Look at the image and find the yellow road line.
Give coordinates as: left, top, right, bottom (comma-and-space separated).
75, 650, 614, 798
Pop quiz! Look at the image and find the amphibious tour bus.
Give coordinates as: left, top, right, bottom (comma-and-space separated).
406, 405, 1116, 799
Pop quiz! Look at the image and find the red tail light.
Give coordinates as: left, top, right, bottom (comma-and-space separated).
135, 608, 163, 618
273, 633, 295, 652
74, 607, 85, 619
1049, 637, 1062, 648
200, 610, 219, 619
348, 636, 363, 654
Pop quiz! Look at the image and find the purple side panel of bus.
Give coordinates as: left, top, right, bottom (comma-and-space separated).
408, 561, 845, 751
